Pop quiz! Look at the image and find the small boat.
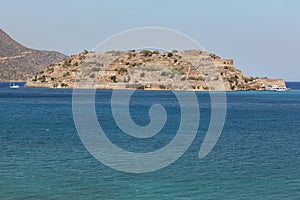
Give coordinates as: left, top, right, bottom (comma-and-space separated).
265, 85, 289, 92
9, 81, 20, 89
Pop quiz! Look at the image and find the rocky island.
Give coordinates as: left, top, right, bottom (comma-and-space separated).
25, 49, 286, 91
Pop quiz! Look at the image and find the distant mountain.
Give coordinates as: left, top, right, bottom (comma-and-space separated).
0, 29, 68, 81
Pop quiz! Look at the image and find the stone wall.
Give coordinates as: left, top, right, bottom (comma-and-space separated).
213, 59, 234, 68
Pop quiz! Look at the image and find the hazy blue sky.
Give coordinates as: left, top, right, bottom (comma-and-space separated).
0, 0, 299, 80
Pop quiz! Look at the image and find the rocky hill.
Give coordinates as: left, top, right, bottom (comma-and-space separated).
0, 29, 68, 81
25, 49, 286, 91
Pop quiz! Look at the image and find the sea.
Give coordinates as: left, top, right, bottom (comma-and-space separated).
0, 82, 299, 199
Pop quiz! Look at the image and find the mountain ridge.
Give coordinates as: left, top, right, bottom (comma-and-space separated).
0, 29, 68, 81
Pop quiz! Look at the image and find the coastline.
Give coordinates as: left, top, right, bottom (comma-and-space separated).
1, 81, 295, 92
1, 82, 291, 92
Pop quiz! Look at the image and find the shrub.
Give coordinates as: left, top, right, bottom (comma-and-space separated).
229, 67, 236, 72
173, 66, 185, 75
167, 52, 173, 57
140, 50, 152, 56
79, 55, 86, 60
118, 68, 128, 75
63, 60, 72, 67
110, 75, 117, 83
159, 85, 166, 89
61, 83, 69, 88
38, 76, 46, 82
188, 77, 200, 81
63, 72, 70, 77
140, 72, 145, 77
137, 84, 145, 90
46, 66, 54, 72
227, 77, 238, 83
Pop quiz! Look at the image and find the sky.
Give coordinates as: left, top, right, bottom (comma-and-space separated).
0, 0, 299, 81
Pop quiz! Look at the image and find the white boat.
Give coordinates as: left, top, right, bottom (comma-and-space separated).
265, 85, 289, 91
9, 81, 20, 89
277, 86, 287, 92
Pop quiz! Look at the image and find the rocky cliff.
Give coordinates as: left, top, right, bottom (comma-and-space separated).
25, 49, 286, 91
0, 29, 68, 81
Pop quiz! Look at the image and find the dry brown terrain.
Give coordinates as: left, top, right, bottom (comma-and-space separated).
25, 49, 286, 91
0, 29, 67, 81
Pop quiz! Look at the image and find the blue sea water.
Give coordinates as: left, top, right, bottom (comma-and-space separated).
0, 87, 299, 199
286, 82, 300, 89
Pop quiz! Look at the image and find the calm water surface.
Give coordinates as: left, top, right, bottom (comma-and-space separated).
0, 87, 299, 199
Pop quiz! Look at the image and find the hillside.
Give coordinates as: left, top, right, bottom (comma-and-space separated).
25, 49, 286, 91
0, 29, 68, 81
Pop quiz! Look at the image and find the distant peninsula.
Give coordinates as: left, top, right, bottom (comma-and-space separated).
25, 49, 286, 91
0, 29, 67, 81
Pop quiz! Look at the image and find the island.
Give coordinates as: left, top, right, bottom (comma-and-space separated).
25, 49, 286, 91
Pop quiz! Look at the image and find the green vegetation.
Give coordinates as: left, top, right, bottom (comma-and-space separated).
153, 50, 160, 54
110, 75, 117, 83
137, 84, 145, 90
61, 83, 68, 88
118, 67, 128, 75
140, 50, 153, 57
140, 72, 145, 77
79, 54, 86, 60
224, 66, 236, 72
172, 66, 185, 75
226, 76, 238, 83
159, 85, 166, 89
63, 59, 72, 67
125, 83, 145, 89
167, 52, 173, 57
107, 50, 123, 56
243, 76, 255, 83
188, 77, 201, 81
63, 72, 70, 77
38, 76, 46, 82
46, 66, 54, 72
